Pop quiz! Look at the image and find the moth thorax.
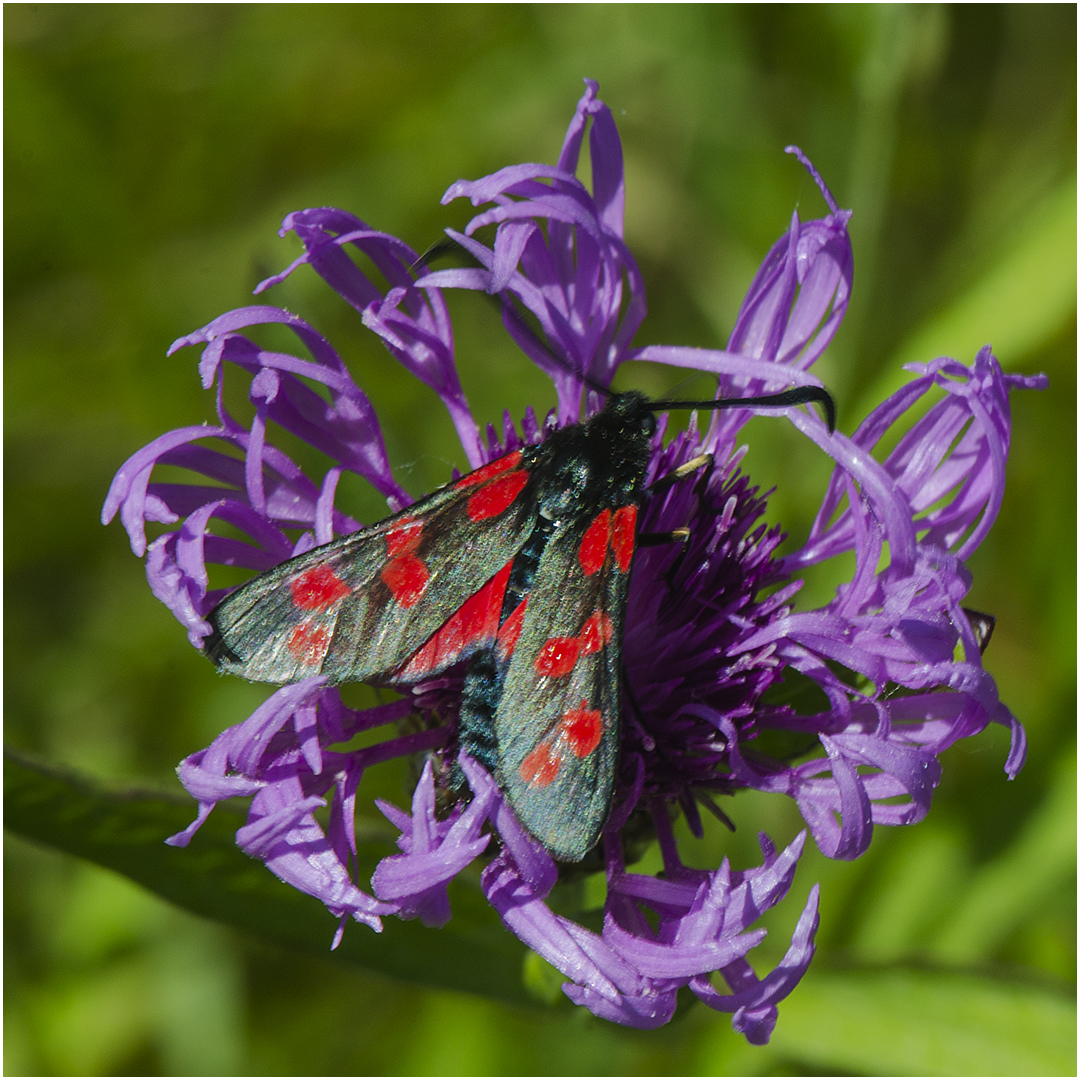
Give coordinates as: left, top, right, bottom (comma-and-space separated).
591, 428, 652, 500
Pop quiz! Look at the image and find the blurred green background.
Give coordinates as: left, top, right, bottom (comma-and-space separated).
5, 5, 1075, 1075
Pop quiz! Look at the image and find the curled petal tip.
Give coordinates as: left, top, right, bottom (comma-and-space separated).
166, 335, 194, 356
785, 146, 840, 215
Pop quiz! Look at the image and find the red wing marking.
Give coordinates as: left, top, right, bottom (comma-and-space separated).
496, 597, 528, 659
381, 554, 430, 608
578, 509, 612, 575
286, 621, 331, 666
290, 565, 350, 611
520, 742, 561, 788
559, 701, 603, 758
397, 562, 513, 679
466, 470, 529, 522
579, 610, 614, 655
611, 504, 637, 572
385, 518, 423, 557
455, 450, 523, 490
534, 636, 581, 678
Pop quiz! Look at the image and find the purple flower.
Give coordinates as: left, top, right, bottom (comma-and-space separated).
103, 80, 1045, 1039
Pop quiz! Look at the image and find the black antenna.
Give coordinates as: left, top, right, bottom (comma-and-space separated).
409, 238, 462, 274
652, 385, 836, 433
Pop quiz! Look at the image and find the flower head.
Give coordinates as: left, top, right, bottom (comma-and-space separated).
103, 80, 1045, 1039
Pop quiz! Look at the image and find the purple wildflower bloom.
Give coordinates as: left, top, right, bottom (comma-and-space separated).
103, 81, 1045, 1038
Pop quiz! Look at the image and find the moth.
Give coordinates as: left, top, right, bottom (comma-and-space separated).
204, 385, 834, 861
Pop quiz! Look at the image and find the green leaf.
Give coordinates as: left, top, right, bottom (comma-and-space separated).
848, 822, 970, 962
855, 175, 1077, 419
897, 175, 1076, 365
767, 967, 1076, 1076
3, 750, 531, 1005
931, 747, 1078, 963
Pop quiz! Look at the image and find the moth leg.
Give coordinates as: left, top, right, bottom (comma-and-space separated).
648, 453, 713, 494
619, 662, 650, 730
640, 453, 715, 548
637, 527, 690, 548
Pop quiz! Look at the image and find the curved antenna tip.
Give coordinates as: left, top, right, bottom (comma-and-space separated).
653, 385, 837, 432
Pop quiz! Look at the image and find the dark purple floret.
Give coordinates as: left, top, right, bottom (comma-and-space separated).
623, 427, 792, 810
102, 79, 1045, 1036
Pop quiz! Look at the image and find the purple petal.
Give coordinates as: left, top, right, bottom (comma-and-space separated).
691, 884, 820, 1044
562, 982, 678, 1030
173, 748, 264, 805
242, 781, 391, 931
992, 701, 1028, 778
434, 82, 645, 414
482, 852, 629, 1000
788, 348, 1046, 571
371, 760, 495, 927
460, 755, 558, 899
103, 425, 229, 555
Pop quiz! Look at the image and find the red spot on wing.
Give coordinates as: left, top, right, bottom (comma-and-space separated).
534, 636, 581, 678
385, 518, 423, 557
455, 450, 523, 490
466, 470, 529, 522
290, 565, 350, 610
579, 509, 612, 575
381, 517, 432, 607
611, 504, 637, 572
520, 742, 561, 788
559, 701, 603, 758
397, 562, 513, 679
579, 610, 614, 655
496, 597, 528, 659
286, 621, 331, 666
381, 554, 430, 608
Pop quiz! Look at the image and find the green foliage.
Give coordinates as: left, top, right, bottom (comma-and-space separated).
5, 753, 529, 1002
5, 5, 1074, 1074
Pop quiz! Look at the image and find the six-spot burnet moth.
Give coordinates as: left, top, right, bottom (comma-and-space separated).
204, 383, 836, 861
